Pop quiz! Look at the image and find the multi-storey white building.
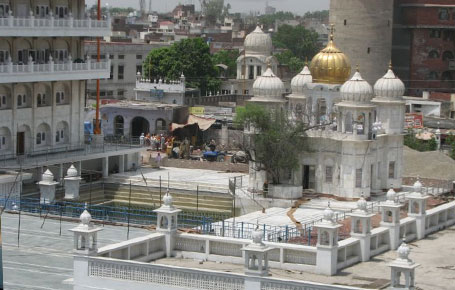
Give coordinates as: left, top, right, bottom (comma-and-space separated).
0, 1, 144, 189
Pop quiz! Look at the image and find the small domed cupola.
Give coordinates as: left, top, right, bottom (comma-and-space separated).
340, 69, 374, 103
374, 63, 405, 98
291, 65, 313, 94
244, 25, 273, 56
252, 64, 285, 99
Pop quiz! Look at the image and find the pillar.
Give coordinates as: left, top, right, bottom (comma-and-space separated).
315, 204, 342, 275
118, 155, 125, 174
38, 169, 59, 204
379, 188, 402, 250
153, 192, 181, 257
58, 163, 64, 185
348, 196, 374, 262
407, 179, 429, 240
102, 157, 108, 178
64, 164, 82, 200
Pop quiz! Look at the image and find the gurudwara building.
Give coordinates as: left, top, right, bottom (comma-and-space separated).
248, 28, 406, 199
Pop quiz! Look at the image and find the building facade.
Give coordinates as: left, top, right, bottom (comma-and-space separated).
248, 31, 406, 199
392, 0, 455, 96
0, 0, 110, 157
85, 41, 166, 100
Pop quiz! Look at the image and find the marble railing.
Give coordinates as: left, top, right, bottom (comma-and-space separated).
0, 14, 110, 37
337, 238, 361, 270
425, 201, 455, 235
87, 257, 245, 290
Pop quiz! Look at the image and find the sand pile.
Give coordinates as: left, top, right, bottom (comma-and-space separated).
403, 146, 455, 180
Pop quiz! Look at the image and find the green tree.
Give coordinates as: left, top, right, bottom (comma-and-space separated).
143, 38, 220, 94
303, 10, 329, 21
235, 103, 307, 184
211, 50, 239, 78
275, 50, 305, 74
204, 0, 228, 26
259, 11, 295, 28
272, 24, 320, 60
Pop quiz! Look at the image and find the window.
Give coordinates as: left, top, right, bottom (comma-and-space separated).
118, 90, 124, 97
17, 95, 23, 107
0, 4, 10, 17
110, 66, 114, 80
37, 94, 42, 106
109, 54, 114, 60
36, 133, 41, 145
325, 166, 333, 183
55, 131, 60, 143
118, 55, 125, 59
136, 65, 143, 74
389, 161, 395, 179
442, 51, 454, 61
107, 91, 113, 97
344, 19, 347, 26
0, 136, 5, 149
248, 65, 254, 79
256, 65, 262, 77
439, 8, 449, 21
430, 29, 441, 38
367, 47, 371, 54
0, 95, 5, 108
428, 71, 439, 80
0, 50, 9, 64
136, 54, 143, 60
429, 50, 440, 59
118, 65, 124, 80
356, 168, 362, 188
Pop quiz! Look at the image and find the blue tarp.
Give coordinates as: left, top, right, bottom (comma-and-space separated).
84, 121, 93, 135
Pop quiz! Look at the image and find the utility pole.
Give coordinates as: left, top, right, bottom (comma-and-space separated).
94, 0, 102, 135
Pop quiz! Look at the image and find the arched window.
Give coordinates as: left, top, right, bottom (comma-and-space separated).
428, 50, 440, 59
345, 112, 353, 133
439, 9, 449, 20
37, 94, 42, 106
55, 131, 60, 143
56, 92, 61, 104
442, 71, 453, 81
114, 115, 124, 136
428, 71, 439, 80
17, 95, 22, 107
36, 133, 42, 145
442, 51, 454, 61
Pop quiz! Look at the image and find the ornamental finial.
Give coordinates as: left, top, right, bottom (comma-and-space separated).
330, 24, 335, 41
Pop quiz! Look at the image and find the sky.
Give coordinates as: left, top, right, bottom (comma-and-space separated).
85, 0, 329, 15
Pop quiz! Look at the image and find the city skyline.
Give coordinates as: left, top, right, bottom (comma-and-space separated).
86, 0, 329, 15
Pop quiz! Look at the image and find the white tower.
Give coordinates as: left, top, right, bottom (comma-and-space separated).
379, 188, 403, 250
329, 0, 394, 85
38, 169, 58, 204
348, 195, 374, 261
153, 191, 181, 257
315, 204, 341, 275
64, 164, 82, 200
389, 239, 420, 290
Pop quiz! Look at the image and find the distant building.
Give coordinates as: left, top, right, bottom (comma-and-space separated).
392, 0, 455, 96
85, 41, 167, 100
265, 2, 276, 15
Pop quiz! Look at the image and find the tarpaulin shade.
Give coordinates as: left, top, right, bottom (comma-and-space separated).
171, 114, 216, 132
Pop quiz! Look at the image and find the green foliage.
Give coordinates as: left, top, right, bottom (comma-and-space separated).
446, 134, 455, 159
204, 0, 230, 25
211, 50, 240, 78
404, 129, 438, 152
143, 38, 221, 94
272, 24, 320, 60
259, 11, 295, 28
275, 50, 305, 74
110, 7, 135, 15
303, 10, 329, 21
235, 104, 307, 184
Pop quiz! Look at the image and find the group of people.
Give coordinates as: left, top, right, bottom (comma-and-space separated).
139, 133, 175, 152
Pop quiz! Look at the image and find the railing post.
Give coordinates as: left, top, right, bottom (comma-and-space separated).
29, 11, 34, 28
8, 10, 13, 28
28, 55, 33, 72
49, 55, 54, 72
49, 11, 54, 28
68, 12, 73, 28
68, 55, 73, 71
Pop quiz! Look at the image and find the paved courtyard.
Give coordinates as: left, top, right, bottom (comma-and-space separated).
1, 212, 149, 290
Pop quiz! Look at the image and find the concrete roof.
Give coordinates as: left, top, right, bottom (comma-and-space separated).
102, 101, 184, 110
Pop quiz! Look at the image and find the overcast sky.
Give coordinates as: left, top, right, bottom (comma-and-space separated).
86, 0, 329, 15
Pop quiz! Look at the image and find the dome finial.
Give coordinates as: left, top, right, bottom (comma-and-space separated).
305, 57, 308, 66
266, 59, 272, 69
389, 60, 393, 70
356, 64, 360, 72
329, 24, 335, 41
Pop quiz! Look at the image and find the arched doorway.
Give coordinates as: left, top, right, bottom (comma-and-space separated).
114, 115, 124, 136
131, 117, 150, 137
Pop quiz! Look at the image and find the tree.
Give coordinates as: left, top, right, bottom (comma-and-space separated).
211, 50, 239, 78
259, 11, 295, 28
235, 103, 308, 184
272, 24, 320, 60
275, 50, 305, 74
303, 10, 329, 22
143, 38, 221, 94
204, 0, 226, 26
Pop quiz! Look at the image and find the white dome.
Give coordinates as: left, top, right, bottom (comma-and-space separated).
42, 169, 54, 183
374, 68, 405, 98
252, 67, 285, 99
80, 209, 92, 225
357, 195, 368, 212
386, 188, 397, 202
323, 204, 334, 222
340, 71, 373, 103
163, 192, 173, 207
244, 26, 273, 56
413, 178, 423, 193
252, 226, 263, 244
66, 164, 78, 178
291, 66, 313, 94
397, 240, 411, 260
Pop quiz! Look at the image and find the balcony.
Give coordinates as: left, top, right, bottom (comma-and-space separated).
0, 12, 111, 37
0, 57, 110, 84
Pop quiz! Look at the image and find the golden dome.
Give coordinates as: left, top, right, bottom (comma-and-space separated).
310, 26, 351, 84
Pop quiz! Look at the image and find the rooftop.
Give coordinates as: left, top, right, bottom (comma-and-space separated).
152, 225, 455, 289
